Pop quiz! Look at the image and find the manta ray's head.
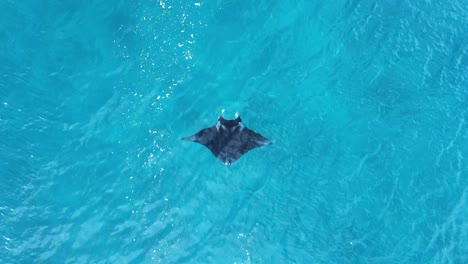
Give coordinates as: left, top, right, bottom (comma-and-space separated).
218, 116, 242, 128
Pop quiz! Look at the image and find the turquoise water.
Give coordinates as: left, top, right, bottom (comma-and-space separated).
1, 0, 467, 263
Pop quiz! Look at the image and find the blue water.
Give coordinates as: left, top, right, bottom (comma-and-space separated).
1, 0, 467, 263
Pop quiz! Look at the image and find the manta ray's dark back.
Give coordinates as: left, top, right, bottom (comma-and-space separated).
182, 115, 272, 165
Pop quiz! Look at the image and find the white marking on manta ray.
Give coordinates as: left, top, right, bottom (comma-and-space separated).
239, 122, 245, 131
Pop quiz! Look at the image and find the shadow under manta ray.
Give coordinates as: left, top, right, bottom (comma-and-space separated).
182, 115, 272, 166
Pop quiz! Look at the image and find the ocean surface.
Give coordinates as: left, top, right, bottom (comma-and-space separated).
1, 0, 467, 263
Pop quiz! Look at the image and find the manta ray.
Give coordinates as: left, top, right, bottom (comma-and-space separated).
182, 113, 272, 165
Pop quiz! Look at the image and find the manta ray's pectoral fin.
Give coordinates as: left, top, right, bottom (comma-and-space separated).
181, 135, 197, 142
257, 138, 273, 146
